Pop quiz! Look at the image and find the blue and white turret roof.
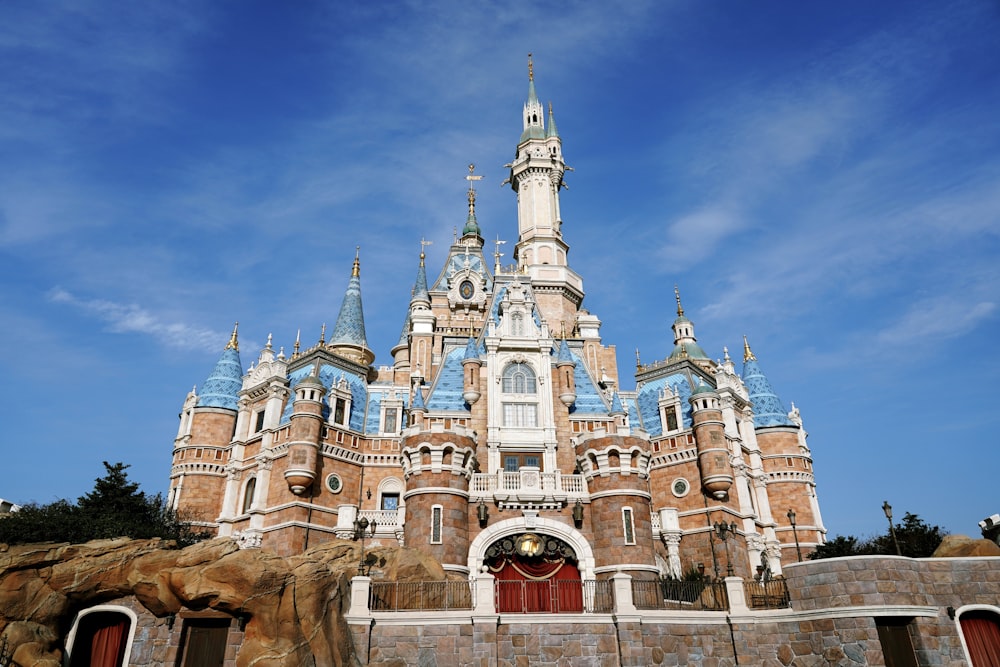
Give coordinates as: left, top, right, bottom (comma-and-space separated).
741, 336, 795, 428
411, 250, 430, 305
463, 336, 480, 361
330, 251, 369, 349
196, 323, 244, 410
610, 391, 625, 415
556, 337, 574, 364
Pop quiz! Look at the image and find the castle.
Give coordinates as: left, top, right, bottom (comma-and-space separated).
168, 58, 826, 586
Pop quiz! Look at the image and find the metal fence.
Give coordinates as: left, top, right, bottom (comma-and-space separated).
743, 578, 791, 609
370, 580, 474, 611
632, 579, 729, 611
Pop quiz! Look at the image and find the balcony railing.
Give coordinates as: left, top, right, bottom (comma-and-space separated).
370, 580, 473, 611
631, 579, 729, 611
494, 579, 613, 614
470, 471, 587, 496
743, 578, 791, 609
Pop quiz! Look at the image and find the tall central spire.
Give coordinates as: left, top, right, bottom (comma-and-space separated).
505, 55, 585, 317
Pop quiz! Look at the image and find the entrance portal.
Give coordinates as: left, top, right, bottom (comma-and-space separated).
486, 533, 583, 613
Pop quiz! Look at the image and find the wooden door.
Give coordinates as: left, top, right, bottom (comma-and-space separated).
178, 618, 229, 667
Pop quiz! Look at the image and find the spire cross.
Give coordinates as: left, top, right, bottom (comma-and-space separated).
352, 247, 361, 277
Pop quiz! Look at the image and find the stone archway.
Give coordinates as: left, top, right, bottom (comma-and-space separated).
467, 515, 595, 579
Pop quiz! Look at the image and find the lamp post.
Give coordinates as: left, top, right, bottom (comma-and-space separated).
713, 520, 737, 577
882, 501, 902, 556
353, 514, 378, 576
786, 509, 802, 562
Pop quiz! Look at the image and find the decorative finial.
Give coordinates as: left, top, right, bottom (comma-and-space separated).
265, 333, 273, 350
293, 329, 301, 357
466, 163, 483, 224
319, 323, 327, 345
723, 346, 731, 362
453, 226, 458, 243
493, 236, 506, 273
743, 335, 756, 362
352, 247, 360, 277
674, 286, 684, 317
225, 322, 239, 351
528, 53, 533, 81
419, 237, 432, 263
278, 346, 285, 359
635, 347, 641, 370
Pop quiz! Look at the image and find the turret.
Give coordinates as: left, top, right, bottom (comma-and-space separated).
555, 338, 577, 406
668, 287, 710, 370
170, 323, 243, 522
462, 337, 482, 405
690, 378, 734, 499
284, 371, 326, 495
408, 246, 435, 379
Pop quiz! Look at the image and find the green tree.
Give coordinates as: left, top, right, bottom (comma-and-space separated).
0, 462, 208, 546
810, 512, 947, 560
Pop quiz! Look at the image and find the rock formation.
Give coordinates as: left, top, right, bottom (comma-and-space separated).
932, 534, 1000, 558
0, 537, 445, 666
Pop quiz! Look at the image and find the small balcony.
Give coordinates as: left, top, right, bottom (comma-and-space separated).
470, 469, 587, 509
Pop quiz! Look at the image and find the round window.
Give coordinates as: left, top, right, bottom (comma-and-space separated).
325, 473, 342, 494
671, 478, 690, 498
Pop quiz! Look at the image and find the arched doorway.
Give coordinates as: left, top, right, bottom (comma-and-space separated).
67, 608, 134, 667
960, 608, 1000, 667
486, 533, 583, 613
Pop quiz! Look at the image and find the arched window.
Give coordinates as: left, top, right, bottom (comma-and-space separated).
502, 363, 536, 394
241, 477, 256, 514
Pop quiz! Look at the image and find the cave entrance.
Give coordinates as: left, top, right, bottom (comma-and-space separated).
486, 533, 583, 613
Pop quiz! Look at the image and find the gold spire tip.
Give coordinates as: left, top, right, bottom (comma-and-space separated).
352, 247, 360, 277
528, 53, 534, 81
674, 286, 684, 316
225, 322, 239, 351
743, 335, 756, 362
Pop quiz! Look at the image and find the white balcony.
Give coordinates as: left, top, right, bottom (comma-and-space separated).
470, 468, 587, 509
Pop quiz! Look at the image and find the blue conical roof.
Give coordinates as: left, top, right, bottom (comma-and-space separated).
742, 355, 794, 428
556, 338, 574, 364
546, 103, 559, 139
196, 345, 243, 410
463, 336, 480, 361
610, 391, 625, 415
330, 256, 368, 349
412, 254, 429, 303
411, 383, 426, 411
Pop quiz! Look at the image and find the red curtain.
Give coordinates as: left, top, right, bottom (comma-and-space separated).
962, 613, 1000, 667
494, 560, 583, 613
89, 616, 128, 667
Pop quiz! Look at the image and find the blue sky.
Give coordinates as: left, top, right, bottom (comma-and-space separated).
2, 1, 998, 540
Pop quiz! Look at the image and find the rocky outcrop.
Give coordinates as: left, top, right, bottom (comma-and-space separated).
932, 534, 1000, 558
0, 537, 445, 666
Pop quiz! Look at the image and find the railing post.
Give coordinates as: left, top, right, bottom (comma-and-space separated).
724, 576, 749, 614
611, 572, 636, 614
348, 576, 372, 619
473, 571, 496, 614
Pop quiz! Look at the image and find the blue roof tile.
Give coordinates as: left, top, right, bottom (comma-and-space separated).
742, 358, 794, 428
330, 269, 368, 349
426, 347, 470, 411
568, 351, 609, 415
196, 347, 243, 410
279, 364, 369, 431
634, 373, 694, 437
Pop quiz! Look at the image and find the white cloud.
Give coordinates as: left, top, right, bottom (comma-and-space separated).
876, 298, 997, 345
47, 288, 227, 352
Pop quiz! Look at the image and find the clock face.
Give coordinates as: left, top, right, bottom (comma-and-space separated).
459, 280, 475, 300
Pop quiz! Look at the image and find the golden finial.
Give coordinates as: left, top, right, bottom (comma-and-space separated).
319, 323, 326, 345
743, 335, 756, 362
225, 322, 239, 351
293, 328, 301, 357
528, 53, 533, 81
674, 286, 684, 317
352, 247, 360, 277
419, 237, 433, 263
635, 347, 641, 370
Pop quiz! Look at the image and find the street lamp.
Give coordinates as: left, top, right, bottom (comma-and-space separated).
353, 514, 379, 576
882, 501, 902, 556
713, 520, 737, 577
787, 509, 802, 562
